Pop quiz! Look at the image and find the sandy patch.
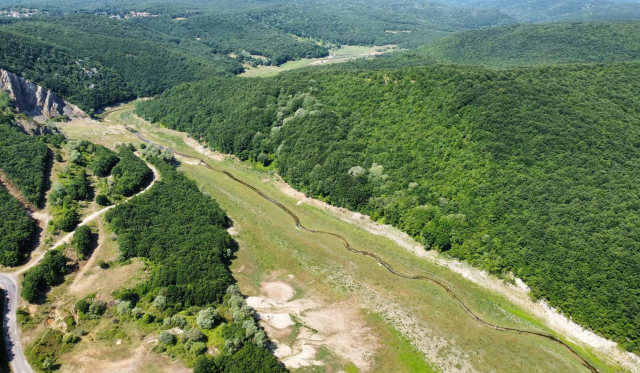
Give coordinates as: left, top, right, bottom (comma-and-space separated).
261, 281, 295, 302
182, 159, 201, 165
250, 281, 377, 371
259, 313, 295, 329
227, 226, 239, 236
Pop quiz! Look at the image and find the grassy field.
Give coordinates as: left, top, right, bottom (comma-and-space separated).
50, 101, 628, 372
240, 45, 398, 78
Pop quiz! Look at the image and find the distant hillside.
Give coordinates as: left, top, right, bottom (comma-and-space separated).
0, 0, 517, 48
416, 21, 640, 67
433, 0, 640, 22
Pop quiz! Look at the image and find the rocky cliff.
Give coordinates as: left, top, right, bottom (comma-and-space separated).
0, 68, 84, 120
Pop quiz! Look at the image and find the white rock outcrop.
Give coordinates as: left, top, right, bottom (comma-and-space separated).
0, 68, 84, 119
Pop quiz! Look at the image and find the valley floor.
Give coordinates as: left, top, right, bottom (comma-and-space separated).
49, 100, 638, 373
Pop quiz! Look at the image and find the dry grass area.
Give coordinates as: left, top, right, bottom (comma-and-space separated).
51, 101, 630, 373
59, 330, 189, 373
240, 45, 399, 78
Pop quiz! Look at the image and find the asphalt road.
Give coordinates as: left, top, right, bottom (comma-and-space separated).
0, 273, 31, 373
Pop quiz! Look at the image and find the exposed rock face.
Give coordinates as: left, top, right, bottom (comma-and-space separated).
14, 118, 53, 136
0, 68, 84, 120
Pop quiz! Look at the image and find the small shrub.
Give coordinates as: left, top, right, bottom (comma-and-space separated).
190, 341, 207, 355
184, 327, 204, 342
152, 344, 166, 353
142, 313, 155, 324
171, 314, 187, 329
196, 307, 217, 330
88, 299, 106, 318
117, 301, 132, 315
96, 194, 110, 206
75, 299, 90, 314
159, 331, 176, 345
97, 259, 110, 269
131, 307, 144, 319
63, 333, 79, 344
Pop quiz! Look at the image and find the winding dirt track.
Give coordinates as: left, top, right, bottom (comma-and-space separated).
127, 127, 599, 372
0, 160, 158, 373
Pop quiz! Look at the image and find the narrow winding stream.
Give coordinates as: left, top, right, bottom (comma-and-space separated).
129, 128, 599, 373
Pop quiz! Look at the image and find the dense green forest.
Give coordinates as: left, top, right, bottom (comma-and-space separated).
0, 112, 50, 207
0, 12, 328, 108
195, 342, 287, 373
0, 184, 36, 266
21, 250, 67, 302
243, 1, 514, 47
0, 16, 240, 101
138, 62, 640, 352
105, 156, 234, 307
434, 0, 640, 22
0, 31, 132, 111
416, 21, 640, 67
130, 14, 328, 65
110, 145, 153, 196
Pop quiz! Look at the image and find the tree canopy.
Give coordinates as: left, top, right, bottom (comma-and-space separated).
137, 61, 640, 352
105, 157, 234, 307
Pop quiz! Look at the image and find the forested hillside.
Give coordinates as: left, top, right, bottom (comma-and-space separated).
416, 21, 640, 67
0, 0, 516, 49
0, 184, 36, 266
244, 1, 514, 47
130, 14, 329, 66
0, 16, 241, 102
0, 112, 50, 206
433, 0, 640, 22
0, 31, 132, 111
138, 62, 640, 353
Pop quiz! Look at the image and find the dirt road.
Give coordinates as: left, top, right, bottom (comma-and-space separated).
0, 161, 158, 373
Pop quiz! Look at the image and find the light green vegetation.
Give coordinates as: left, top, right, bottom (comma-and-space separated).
56, 101, 623, 372
240, 45, 398, 77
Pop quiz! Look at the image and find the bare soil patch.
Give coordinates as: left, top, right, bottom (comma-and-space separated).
247, 281, 378, 371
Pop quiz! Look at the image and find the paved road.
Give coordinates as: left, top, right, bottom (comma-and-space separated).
0, 273, 29, 373
0, 161, 158, 373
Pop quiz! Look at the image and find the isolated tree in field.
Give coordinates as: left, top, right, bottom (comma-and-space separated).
72, 225, 92, 259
